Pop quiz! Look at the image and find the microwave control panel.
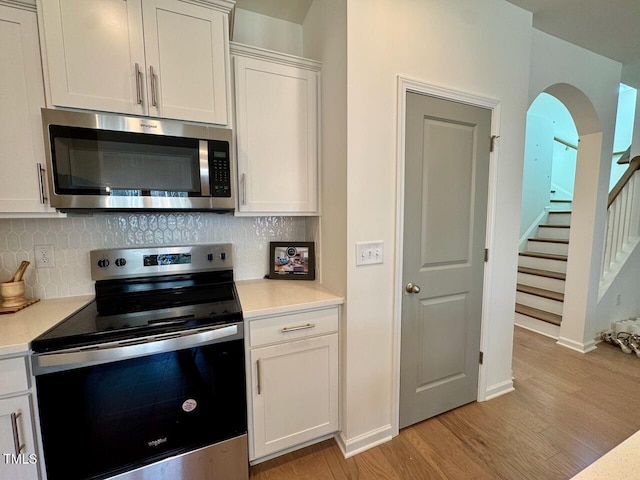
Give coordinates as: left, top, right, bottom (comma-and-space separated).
210, 144, 231, 198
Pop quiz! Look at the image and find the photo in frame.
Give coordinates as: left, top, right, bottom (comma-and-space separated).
268, 242, 315, 280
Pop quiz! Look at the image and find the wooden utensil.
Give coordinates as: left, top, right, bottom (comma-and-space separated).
11, 261, 30, 282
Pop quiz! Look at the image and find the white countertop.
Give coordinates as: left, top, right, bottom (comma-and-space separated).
571, 430, 640, 479
0, 295, 94, 357
236, 279, 344, 319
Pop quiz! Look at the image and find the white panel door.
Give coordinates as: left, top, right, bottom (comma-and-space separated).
0, 5, 55, 214
142, 0, 229, 124
235, 56, 318, 214
399, 92, 491, 428
0, 395, 38, 480
250, 334, 338, 459
41, 0, 146, 115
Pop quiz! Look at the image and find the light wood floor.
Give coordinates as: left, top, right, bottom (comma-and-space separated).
249, 326, 640, 479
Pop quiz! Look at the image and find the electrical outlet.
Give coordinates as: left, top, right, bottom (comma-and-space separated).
34, 245, 55, 268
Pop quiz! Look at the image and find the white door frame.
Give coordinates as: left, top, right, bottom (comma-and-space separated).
392, 76, 501, 436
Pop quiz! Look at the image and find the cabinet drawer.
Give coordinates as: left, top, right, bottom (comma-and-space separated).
249, 307, 338, 348
0, 357, 29, 396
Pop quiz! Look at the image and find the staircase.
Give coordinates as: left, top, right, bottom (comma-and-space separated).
515, 200, 571, 338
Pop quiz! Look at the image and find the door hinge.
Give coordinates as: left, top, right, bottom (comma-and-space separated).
479, 351, 484, 365
490, 135, 500, 153
484, 248, 489, 262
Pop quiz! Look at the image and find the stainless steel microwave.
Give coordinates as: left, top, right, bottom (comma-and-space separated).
41, 109, 235, 212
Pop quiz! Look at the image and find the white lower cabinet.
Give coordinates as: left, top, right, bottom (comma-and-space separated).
0, 357, 39, 480
247, 307, 339, 461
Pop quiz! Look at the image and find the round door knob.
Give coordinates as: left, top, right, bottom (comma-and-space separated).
405, 282, 421, 294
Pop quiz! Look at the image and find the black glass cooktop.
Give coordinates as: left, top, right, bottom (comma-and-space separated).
32, 270, 242, 354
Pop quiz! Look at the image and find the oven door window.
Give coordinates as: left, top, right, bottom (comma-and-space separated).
50, 125, 203, 197
35, 340, 246, 480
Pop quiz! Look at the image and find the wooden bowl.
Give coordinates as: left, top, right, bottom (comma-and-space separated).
1, 280, 26, 308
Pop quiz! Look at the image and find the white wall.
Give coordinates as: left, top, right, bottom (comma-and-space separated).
233, 8, 303, 56
341, 0, 532, 453
520, 114, 553, 241
528, 30, 622, 350
598, 242, 640, 330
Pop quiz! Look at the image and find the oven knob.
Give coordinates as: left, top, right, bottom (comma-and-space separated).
220, 252, 227, 261
115, 258, 127, 267
97, 259, 110, 268
207, 253, 214, 262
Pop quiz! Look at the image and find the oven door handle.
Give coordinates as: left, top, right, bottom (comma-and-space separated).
32, 323, 242, 375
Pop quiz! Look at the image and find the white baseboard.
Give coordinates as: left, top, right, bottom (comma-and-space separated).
556, 336, 598, 353
483, 379, 515, 401
515, 313, 560, 339
519, 208, 549, 251
335, 424, 393, 459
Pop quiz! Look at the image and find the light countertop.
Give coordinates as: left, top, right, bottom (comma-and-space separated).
0, 295, 94, 357
0, 281, 342, 356
236, 279, 344, 319
571, 430, 640, 479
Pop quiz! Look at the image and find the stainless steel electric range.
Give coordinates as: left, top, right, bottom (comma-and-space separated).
31, 244, 248, 480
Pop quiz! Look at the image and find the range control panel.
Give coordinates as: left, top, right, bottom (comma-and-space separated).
90, 244, 233, 281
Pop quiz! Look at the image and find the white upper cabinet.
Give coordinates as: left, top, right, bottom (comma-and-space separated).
0, 3, 56, 215
232, 44, 320, 215
39, 0, 231, 125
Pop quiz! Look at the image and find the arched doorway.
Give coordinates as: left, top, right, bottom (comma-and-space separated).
518, 83, 607, 353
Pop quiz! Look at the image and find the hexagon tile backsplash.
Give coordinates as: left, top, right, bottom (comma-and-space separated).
0, 214, 311, 300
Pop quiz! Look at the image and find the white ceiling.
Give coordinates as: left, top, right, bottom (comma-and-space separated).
234, 0, 640, 66
505, 0, 640, 65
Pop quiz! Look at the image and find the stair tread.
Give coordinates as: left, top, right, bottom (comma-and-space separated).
550, 199, 572, 203
539, 224, 571, 228
516, 283, 564, 301
548, 210, 572, 214
519, 251, 568, 261
518, 267, 566, 280
515, 303, 562, 326
528, 237, 570, 244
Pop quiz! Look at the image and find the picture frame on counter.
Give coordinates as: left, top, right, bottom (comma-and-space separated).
268, 242, 315, 280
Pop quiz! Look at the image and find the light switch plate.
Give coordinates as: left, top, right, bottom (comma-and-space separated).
356, 241, 384, 266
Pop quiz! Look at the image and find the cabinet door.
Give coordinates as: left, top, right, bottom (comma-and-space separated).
250, 334, 338, 459
40, 0, 146, 115
142, 0, 229, 124
0, 5, 55, 214
235, 56, 318, 214
0, 395, 39, 480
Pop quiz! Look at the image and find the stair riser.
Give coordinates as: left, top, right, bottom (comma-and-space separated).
518, 255, 567, 273
537, 226, 570, 240
515, 313, 560, 339
517, 272, 565, 293
516, 291, 564, 315
547, 212, 572, 225
526, 240, 569, 256
549, 201, 572, 211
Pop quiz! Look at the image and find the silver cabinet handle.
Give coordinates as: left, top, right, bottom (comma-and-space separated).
37, 163, 47, 204
150, 65, 158, 107
135, 63, 143, 105
405, 282, 421, 294
11, 412, 24, 456
281, 323, 316, 333
256, 358, 262, 395
241, 173, 247, 205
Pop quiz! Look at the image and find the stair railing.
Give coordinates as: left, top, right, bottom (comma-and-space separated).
602, 156, 640, 279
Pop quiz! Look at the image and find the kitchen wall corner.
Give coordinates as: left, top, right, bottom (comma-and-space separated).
0, 214, 310, 300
